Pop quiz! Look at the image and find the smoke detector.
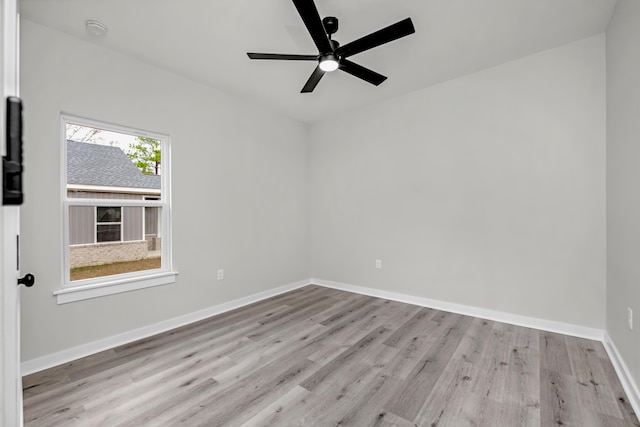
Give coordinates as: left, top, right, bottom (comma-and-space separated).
85, 20, 108, 37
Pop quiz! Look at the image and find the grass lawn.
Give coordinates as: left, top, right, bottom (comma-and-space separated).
70, 257, 161, 281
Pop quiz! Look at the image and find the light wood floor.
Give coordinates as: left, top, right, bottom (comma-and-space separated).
23, 285, 639, 426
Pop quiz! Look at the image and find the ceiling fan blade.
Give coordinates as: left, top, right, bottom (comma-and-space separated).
335, 17, 415, 58
339, 59, 387, 86
292, 0, 333, 54
247, 53, 317, 61
301, 65, 325, 93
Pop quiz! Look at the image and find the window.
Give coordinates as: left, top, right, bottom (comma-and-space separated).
96, 207, 122, 242
56, 115, 175, 304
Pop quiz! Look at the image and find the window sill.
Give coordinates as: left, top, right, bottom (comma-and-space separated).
54, 271, 178, 304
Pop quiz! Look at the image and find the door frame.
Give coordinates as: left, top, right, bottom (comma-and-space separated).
2, 0, 23, 424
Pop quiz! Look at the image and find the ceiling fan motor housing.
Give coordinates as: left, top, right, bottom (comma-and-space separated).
322, 16, 339, 36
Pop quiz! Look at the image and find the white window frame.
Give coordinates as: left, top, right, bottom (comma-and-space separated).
55, 114, 176, 304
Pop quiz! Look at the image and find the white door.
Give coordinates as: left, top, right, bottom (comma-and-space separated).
2, 0, 23, 425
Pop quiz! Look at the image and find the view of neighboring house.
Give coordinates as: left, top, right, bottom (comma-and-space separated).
66, 140, 161, 270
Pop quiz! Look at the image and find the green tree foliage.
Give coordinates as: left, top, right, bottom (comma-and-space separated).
127, 137, 161, 175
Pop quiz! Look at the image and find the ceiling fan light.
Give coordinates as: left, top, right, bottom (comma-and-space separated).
319, 55, 339, 72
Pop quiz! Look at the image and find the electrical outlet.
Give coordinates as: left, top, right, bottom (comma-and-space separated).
217, 269, 224, 281
628, 307, 633, 331
376, 259, 382, 269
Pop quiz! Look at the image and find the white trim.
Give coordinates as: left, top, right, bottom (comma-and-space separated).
54, 271, 178, 304
3, 1, 23, 425
61, 113, 167, 141
603, 331, 640, 418
3, 208, 22, 426
311, 278, 604, 340
67, 199, 164, 208
67, 184, 161, 195
23, 279, 310, 375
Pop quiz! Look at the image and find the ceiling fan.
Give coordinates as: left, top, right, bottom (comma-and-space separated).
247, 0, 415, 93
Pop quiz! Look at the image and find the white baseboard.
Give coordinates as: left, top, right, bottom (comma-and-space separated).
21, 279, 310, 376
603, 331, 640, 419
311, 278, 604, 341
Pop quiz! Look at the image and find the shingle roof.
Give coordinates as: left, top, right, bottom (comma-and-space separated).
67, 140, 161, 190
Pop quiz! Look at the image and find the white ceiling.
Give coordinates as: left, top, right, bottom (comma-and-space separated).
20, 0, 617, 124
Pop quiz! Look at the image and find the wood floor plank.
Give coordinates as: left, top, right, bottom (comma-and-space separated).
382, 307, 436, 349
369, 412, 417, 427
337, 300, 409, 346
114, 377, 222, 426
23, 286, 640, 427
565, 336, 624, 419
384, 312, 474, 421
413, 356, 475, 426
319, 302, 389, 347
307, 342, 349, 365
479, 396, 540, 427
294, 364, 383, 425
540, 331, 573, 374
469, 322, 521, 404
505, 340, 541, 411
332, 372, 403, 427
451, 317, 495, 365
599, 354, 640, 426
240, 385, 313, 427
167, 357, 317, 426
83, 354, 234, 414
379, 335, 436, 380
299, 326, 391, 393
540, 368, 586, 427
213, 322, 326, 384
319, 293, 379, 327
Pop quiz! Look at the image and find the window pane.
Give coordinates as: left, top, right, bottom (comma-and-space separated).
69, 208, 163, 281
65, 120, 166, 284
66, 126, 162, 201
97, 224, 121, 242
97, 207, 121, 223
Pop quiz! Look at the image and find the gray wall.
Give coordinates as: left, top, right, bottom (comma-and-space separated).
310, 35, 607, 328
606, 0, 640, 393
20, 20, 310, 361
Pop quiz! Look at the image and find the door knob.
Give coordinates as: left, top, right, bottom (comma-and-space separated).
18, 273, 34, 287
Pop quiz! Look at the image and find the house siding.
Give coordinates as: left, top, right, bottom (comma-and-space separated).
69, 206, 94, 245
123, 206, 143, 241
68, 191, 146, 245
145, 207, 158, 236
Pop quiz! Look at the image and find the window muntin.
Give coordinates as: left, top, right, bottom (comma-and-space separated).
62, 115, 171, 289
